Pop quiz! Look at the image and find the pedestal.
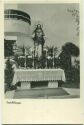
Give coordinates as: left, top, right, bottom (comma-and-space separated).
21, 82, 31, 89
48, 81, 58, 88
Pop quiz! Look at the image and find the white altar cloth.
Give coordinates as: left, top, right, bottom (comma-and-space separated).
13, 68, 65, 85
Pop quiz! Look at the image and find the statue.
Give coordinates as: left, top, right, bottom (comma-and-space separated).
33, 24, 45, 68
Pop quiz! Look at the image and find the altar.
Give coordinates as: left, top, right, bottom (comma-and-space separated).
13, 68, 65, 89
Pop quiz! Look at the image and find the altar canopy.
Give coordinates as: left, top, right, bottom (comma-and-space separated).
13, 68, 65, 85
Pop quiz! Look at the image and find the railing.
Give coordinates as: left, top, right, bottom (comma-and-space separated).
4, 9, 31, 25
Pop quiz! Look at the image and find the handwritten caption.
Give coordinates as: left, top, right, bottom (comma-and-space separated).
7, 101, 21, 104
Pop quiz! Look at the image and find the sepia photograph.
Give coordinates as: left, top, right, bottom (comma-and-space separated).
4, 3, 80, 99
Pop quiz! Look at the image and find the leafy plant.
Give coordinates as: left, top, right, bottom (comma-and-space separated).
59, 42, 80, 85
5, 58, 14, 92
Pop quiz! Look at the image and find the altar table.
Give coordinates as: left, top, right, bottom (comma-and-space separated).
13, 68, 65, 89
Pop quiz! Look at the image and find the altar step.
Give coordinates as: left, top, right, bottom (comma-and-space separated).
14, 88, 69, 99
